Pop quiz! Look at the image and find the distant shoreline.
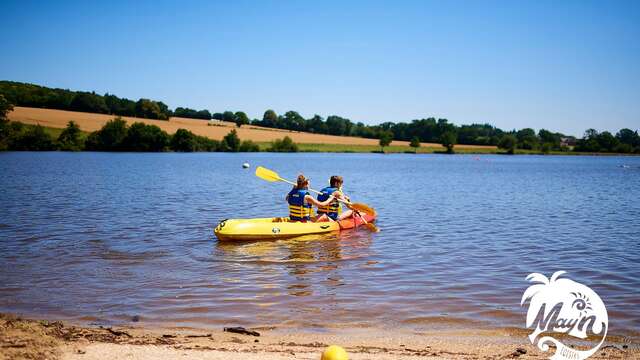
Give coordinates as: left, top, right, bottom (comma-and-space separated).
5, 107, 639, 155
7, 106, 492, 149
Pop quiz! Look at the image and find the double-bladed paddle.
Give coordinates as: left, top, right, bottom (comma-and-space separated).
255, 166, 378, 231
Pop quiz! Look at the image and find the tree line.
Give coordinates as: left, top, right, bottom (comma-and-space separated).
1, 81, 639, 154
1, 95, 280, 152
0, 81, 173, 120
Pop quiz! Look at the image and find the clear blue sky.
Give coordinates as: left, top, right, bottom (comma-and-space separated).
1, 0, 638, 136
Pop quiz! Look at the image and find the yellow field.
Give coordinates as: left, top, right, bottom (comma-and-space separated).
8, 107, 496, 149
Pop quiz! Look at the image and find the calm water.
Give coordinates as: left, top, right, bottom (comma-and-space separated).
0, 152, 639, 334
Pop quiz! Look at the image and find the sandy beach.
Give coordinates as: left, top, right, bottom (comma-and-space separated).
6, 107, 496, 149
1, 313, 635, 360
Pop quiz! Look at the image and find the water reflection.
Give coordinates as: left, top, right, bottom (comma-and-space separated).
214, 232, 374, 298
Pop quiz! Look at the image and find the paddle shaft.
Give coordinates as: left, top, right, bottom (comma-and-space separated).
284, 177, 376, 230
279, 178, 353, 207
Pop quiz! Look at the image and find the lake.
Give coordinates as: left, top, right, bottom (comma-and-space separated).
0, 152, 638, 335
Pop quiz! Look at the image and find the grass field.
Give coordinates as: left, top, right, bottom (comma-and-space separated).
256, 142, 500, 154
8, 106, 496, 149
11, 107, 634, 155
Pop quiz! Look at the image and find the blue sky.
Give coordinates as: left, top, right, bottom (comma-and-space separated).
1, 0, 638, 136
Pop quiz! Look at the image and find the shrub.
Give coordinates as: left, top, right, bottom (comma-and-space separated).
378, 131, 393, 152
0, 95, 15, 150
239, 140, 260, 152
196, 137, 220, 151
498, 135, 517, 154
171, 128, 220, 152
122, 122, 169, 151
0, 94, 13, 122
85, 117, 128, 151
268, 136, 298, 152
440, 131, 457, 154
171, 128, 198, 152
12, 124, 56, 150
221, 129, 241, 152
409, 136, 420, 153
57, 121, 84, 151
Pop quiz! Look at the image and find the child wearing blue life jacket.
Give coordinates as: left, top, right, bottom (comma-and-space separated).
286, 175, 335, 222
316, 175, 353, 222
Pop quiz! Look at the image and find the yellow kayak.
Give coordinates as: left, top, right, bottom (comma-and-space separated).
214, 214, 376, 241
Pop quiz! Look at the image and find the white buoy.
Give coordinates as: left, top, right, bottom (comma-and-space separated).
242, 162, 250, 169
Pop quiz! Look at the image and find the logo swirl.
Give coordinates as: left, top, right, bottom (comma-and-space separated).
521, 271, 608, 360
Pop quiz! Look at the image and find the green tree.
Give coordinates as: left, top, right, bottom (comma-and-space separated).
327, 115, 349, 136
616, 128, 640, 147
440, 131, 457, 154
409, 136, 421, 153
498, 134, 517, 154
174, 107, 211, 120
0, 94, 13, 122
234, 111, 249, 127
57, 121, 84, 151
0, 94, 14, 150
262, 109, 278, 127
70, 92, 109, 113
85, 117, 128, 151
378, 131, 393, 152
12, 124, 56, 150
221, 129, 241, 152
283, 111, 305, 131
268, 136, 298, 152
516, 128, 539, 150
222, 111, 236, 123
306, 115, 328, 134
135, 99, 168, 120
574, 129, 600, 152
538, 129, 563, 150
596, 131, 618, 152
171, 128, 198, 152
122, 122, 169, 151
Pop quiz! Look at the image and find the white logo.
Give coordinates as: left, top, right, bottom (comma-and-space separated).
521, 271, 608, 360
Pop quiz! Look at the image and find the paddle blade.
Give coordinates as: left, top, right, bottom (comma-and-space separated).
255, 166, 282, 182
364, 222, 380, 232
350, 203, 376, 216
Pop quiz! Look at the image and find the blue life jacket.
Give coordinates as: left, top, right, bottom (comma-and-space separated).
317, 186, 341, 220
288, 188, 312, 221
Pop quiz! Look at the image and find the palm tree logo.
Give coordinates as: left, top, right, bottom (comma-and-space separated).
521, 271, 608, 360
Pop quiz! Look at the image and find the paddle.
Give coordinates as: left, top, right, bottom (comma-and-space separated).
255, 166, 377, 217
354, 210, 379, 232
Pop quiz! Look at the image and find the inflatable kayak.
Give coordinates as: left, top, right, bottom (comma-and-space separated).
214, 214, 376, 241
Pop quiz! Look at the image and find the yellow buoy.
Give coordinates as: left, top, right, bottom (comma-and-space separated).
321, 345, 349, 360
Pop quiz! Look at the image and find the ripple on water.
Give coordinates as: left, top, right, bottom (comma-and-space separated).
0, 153, 638, 335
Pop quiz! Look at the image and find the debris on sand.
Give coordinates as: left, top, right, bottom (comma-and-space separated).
223, 326, 260, 337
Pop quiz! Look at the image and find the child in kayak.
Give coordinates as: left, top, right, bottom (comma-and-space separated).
286, 174, 335, 222
316, 175, 353, 222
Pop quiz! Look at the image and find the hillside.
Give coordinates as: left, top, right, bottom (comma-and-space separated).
8, 107, 496, 149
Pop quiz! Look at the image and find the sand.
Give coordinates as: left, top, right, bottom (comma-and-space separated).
7, 107, 496, 149
1, 314, 634, 360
